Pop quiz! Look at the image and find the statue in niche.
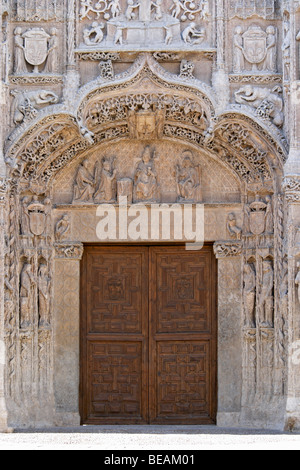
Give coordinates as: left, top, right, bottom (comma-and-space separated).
282, 21, 291, 80
233, 26, 245, 73
20, 196, 31, 235
20, 262, 36, 329
43, 28, 58, 74
94, 157, 117, 203
176, 151, 202, 202
260, 260, 274, 328
126, 0, 140, 20
244, 263, 256, 328
38, 265, 51, 327
133, 146, 160, 203
227, 213, 242, 240
73, 159, 96, 204
55, 215, 70, 242
265, 195, 274, 234
14, 27, 27, 74
182, 23, 205, 45
83, 22, 105, 46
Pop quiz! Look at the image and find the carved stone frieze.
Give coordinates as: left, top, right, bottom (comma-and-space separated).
213, 241, 243, 259
54, 243, 84, 260
283, 177, 300, 203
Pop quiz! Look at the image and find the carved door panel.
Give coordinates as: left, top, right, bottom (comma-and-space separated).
81, 245, 217, 425
149, 246, 217, 424
81, 246, 149, 424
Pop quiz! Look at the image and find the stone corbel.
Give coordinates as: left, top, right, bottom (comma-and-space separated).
54, 242, 84, 260
213, 241, 243, 259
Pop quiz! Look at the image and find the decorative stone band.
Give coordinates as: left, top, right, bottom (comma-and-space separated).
283, 177, 300, 203
0, 178, 8, 203
213, 241, 243, 259
54, 242, 84, 260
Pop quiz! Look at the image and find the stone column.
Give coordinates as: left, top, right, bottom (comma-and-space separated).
63, 0, 80, 106
283, 1, 300, 432
214, 242, 243, 428
212, 0, 230, 111
0, 180, 9, 432
53, 242, 83, 426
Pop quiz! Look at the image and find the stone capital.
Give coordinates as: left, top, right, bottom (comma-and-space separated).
213, 241, 243, 259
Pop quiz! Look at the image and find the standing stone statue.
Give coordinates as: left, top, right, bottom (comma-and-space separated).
38, 265, 51, 327
233, 26, 245, 73
295, 263, 300, 304
265, 26, 277, 72
260, 260, 274, 328
244, 264, 256, 328
43, 28, 59, 74
20, 263, 36, 329
265, 196, 274, 234
14, 27, 27, 74
227, 213, 242, 240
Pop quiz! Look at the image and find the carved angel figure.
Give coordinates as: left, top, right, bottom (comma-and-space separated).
110, 0, 121, 18
83, 22, 105, 46
55, 215, 70, 242
14, 27, 27, 74
227, 213, 242, 240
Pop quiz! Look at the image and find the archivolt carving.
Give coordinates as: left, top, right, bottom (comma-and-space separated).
4, 55, 287, 189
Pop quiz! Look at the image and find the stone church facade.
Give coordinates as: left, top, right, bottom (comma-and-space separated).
0, 0, 300, 431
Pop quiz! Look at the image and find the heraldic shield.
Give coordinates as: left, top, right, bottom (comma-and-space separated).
243, 25, 267, 66
29, 212, 46, 236
250, 211, 266, 236
23, 28, 50, 72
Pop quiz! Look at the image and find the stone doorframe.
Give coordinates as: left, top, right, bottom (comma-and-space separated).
52, 239, 243, 428
1, 53, 296, 430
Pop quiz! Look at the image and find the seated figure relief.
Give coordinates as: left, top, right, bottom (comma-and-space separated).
133, 146, 160, 204
176, 151, 202, 202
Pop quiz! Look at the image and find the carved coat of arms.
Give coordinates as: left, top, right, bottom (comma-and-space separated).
249, 198, 267, 236
243, 26, 267, 67
22, 28, 50, 68
26, 199, 47, 236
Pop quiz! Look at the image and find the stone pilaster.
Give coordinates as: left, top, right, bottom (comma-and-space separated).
53, 242, 83, 426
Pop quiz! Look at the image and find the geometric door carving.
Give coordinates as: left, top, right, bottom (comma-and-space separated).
80, 245, 217, 425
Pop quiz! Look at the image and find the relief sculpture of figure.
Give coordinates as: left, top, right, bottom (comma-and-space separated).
38, 265, 51, 327
133, 146, 159, 203
260, 260, 274, 328
244, 264, 256, 328
264, 26, 277, 72
176, 151, 202, 202
265, 195, 274, 234
125, 0, 140, 20
43, 28, 58, 74
73, 159, 96, 204
227, 213, 242, 240
233, 26, 245, 73
94, 158, 117, 203
14, 27, 28, 74
20, 263, 36, 329
295, 263, 300, 304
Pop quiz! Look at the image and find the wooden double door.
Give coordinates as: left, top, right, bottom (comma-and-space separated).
80, 245, 217, 425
